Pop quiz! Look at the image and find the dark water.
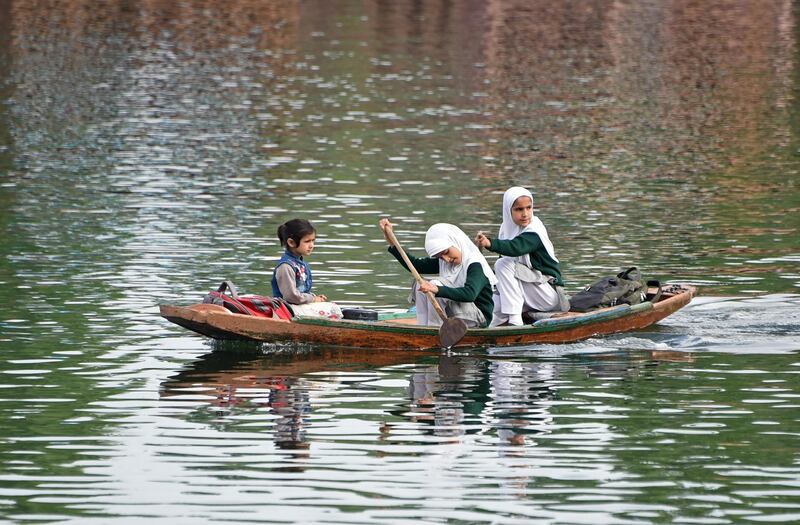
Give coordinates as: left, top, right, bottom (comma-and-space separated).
0, 1, 799, 523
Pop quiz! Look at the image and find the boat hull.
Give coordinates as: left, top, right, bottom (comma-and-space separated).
160, 286, 694, 350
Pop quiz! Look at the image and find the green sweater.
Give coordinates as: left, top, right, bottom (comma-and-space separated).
489, 232, 564, 286
387, 246, 494, 327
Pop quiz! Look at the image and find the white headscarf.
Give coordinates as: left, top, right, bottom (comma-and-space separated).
424, 223, 498, 287
498, 186, 559, 265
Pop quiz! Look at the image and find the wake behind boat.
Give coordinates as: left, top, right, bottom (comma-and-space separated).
160, 284, 695, 350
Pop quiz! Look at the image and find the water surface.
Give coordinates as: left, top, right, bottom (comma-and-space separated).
0, 1, 799, 523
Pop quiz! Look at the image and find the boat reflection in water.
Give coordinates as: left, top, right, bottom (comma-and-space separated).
160, 345, 437, 452
162, 343, 694, 458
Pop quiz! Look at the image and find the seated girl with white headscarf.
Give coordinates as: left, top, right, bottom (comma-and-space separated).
379, 219, 497, 328
475, 186, 570, 326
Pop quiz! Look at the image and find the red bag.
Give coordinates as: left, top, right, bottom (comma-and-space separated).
203, 281, 293, 321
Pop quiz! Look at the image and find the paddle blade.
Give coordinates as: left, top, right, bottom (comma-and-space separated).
439, 318, 468, 348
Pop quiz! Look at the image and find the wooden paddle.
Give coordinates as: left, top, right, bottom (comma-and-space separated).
383, 225, 468, 348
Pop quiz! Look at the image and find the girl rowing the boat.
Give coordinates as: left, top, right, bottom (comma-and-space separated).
474, 186, 569, 326
379, 218, 496, 328
271, 218, 342, 319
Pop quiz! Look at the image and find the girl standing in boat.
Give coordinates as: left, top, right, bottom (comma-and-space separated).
271, 218, 342, 319
474, 186, 569, 326
379, 219, 496, 328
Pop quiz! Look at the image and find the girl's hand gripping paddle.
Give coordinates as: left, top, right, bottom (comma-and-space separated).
383, 224, 468, 348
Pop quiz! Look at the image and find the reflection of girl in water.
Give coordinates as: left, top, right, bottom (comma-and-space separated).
402, 357, 558, 447
207, 375, 312, 450
406, 356, 490, 439
490, 360, 556, 447
269, 379, 311, 450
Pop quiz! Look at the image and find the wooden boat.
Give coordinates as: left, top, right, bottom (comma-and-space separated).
159, 284, 695, 350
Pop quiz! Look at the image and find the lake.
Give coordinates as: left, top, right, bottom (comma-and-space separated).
0, 1, 799, 523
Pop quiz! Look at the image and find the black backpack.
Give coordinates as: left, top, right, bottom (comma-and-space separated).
569, 267, 659, 313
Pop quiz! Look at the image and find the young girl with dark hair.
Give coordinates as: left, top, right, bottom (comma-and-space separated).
271, 219, 341, 319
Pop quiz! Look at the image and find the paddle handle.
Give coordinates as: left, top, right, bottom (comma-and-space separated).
385, 227, 448, 322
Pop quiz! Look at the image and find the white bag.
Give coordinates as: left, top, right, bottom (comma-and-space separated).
290, 301, 343, 320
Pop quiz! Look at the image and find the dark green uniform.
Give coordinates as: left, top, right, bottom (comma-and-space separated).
489, 232, 564, 286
